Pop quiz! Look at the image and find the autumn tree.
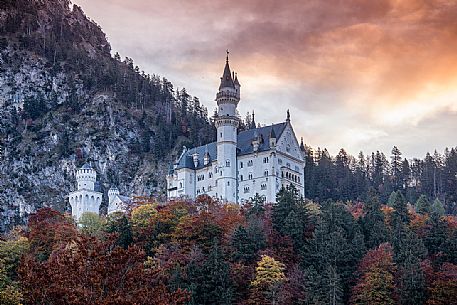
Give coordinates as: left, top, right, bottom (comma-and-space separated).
350, 243, 396, 305
249, 255, 286, 305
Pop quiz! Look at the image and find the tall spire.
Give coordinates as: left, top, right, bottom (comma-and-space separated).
300, 137, 305, 151
251, 110, 256, 129
219, 50, 235, 89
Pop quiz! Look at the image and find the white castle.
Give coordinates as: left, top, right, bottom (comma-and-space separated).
167, 54, 306, 203
69, 163, 129, 222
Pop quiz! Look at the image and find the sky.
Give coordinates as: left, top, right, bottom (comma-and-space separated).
72, 0, 457, 158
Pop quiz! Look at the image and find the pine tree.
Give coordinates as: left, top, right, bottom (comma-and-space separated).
431, 198, 445, 216
187, 240, 233, 305
391, 146, 403, 191
416, 195, 431, 214
361, 191, 388, 249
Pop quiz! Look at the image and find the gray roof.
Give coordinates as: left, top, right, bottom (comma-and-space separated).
81, 163, 92, 169
219, 60, 235, 89
173, 122, 287, 171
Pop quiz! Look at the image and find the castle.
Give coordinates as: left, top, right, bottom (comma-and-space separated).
68, 163, 129, 221
167, 54, 306, 203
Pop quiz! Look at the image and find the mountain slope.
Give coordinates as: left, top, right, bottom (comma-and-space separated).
0, 0, 215, 231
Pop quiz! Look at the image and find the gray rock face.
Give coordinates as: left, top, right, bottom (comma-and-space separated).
0, 0, 215, 231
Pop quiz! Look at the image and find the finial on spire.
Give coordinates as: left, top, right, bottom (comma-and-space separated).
286, 109, 290, 122
226, 49, 229, 63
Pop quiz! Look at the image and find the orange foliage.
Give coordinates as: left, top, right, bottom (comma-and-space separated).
347, 202, 365, 219
409, 210, 430, 237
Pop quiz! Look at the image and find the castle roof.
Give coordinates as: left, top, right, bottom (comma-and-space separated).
81, 163, 92, 169
219, 55, 235, 90
172, 122, 287, 171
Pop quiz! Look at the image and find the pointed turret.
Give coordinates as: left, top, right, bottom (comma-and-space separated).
300, 137, 305, 151
269, 125, 277, 148
251, 110, 256, 129
219, 51, 235, 90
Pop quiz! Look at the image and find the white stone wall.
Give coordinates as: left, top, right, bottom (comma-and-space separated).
69, 190, 102, 221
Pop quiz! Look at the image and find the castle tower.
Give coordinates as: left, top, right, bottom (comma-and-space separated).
214, 51, 240, 202
68, 163, 103, 222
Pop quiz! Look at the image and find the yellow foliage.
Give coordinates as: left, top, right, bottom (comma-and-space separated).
251, 255, 286, 288
131, 204, 158, 229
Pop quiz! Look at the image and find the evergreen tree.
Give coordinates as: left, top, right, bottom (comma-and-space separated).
361, 191, 388, 249
187, 241, 233, 305
391, 146, 403, 191
431, 198, 445, 216
415, 195, 431, 214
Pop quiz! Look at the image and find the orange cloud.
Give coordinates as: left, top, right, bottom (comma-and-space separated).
73, 0, 457, 156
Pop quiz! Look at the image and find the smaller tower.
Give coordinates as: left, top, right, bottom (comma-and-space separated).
269, 125, 277, 148
108, 186, 130, 215
68, 163, 103, 222
203, 145, 210, 166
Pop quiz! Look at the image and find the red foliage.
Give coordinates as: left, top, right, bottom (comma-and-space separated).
426, 263, 457, 305
347, 202, 365, 219
19, 235, 189, 305
27, 208, 78, 260
350, 243, 397, 305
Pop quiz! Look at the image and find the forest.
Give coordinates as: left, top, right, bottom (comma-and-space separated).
302, 145, 457, 215
1, 186, 456, 305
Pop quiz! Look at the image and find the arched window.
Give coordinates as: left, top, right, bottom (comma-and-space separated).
226, 160, 230, 167
240, 175, 244, 181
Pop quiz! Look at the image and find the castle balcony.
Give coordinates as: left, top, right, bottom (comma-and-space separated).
216, 91, 240, 102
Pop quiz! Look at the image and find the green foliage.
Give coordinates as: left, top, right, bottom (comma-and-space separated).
360, 191, 389, 249
231, 221, 265, 264
272, 185, 308, 247
416, 195, 431, 214
186, 241, 233, 305
79, 212, 105, 237
431, 198, 445, 216
104, 212, 133, 249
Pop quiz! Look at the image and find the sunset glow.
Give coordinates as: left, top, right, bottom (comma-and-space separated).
73, 0, 457, 157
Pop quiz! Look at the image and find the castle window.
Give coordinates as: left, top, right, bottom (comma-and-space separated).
264, 170, 269, 177
208, 186, 212, 191
202, 187, 205, 192
240, 162, 243, 168
244, 186, 250, 193
226, 160, 230, 167
197, 189, 200, 194
249, 173, 253, 180
179, 182, 183, 188
248, 160, 253, 167
263, 157, 269, 163
227, 181, 230, 186
240, 175, 244, 181
261, 184, 267, 190
209, 172, 213, 178
278, 159, 283, 165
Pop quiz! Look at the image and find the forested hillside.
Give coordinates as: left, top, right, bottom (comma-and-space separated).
0, 0, 215, 231
303, 146, 457, 214
1, 188, 456, 304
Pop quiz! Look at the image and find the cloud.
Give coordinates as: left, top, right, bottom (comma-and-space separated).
72, 0, 457, 157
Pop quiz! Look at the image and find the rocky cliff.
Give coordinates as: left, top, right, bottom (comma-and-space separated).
0, 0, 215, 231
